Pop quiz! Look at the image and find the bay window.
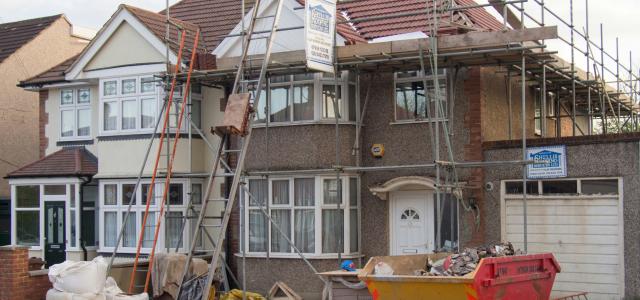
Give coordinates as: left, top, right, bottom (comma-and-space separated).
60, 88, 92, 139
254, 72, 356, 124
99, 75, 159, 134
99, 179, 199, 253
394, 70, 447, 122
244, 176, 359, 257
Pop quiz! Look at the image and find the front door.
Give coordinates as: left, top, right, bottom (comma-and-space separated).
390, 190, 434, 255
45, 201, 65, 267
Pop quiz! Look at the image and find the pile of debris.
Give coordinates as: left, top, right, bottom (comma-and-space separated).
415, 242, 524, 277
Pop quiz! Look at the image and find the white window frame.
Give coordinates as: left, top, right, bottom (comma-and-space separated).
99, 75, 159, 135
59, 88, 92, 141
393, 69, 448, 124
97, 179, 197, 254
243, 175, 361, 258
253, 71, 357, 126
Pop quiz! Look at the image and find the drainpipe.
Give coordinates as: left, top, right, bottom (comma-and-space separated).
79, 176, 92, 261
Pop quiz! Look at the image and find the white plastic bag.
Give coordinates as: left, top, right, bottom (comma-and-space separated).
48, 257, 108, 294
374, 262, 394, 275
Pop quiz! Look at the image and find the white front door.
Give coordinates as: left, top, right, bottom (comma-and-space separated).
390, 190, 434, 255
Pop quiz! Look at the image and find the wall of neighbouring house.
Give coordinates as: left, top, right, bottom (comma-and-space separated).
233, 66, 486, 296
482, 135, 640, 298
0, 246, 52, 300
0, 17, 87, 200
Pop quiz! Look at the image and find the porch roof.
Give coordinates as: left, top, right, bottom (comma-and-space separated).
5, 147, 97, 179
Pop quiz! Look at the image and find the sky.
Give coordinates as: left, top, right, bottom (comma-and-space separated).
1, 0, 639, 83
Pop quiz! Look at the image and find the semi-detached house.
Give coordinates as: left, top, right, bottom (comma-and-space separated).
11, 0, 640, 299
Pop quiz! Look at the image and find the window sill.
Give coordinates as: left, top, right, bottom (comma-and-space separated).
58, 137, 93, 142
234, 252, 364, 260
252, 120, 357, 128
390, 119, 448, 125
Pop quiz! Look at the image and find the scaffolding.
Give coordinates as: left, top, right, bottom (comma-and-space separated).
107, 0, 640, 297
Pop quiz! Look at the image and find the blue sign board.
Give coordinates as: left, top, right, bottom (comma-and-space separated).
526, 145, 567, 179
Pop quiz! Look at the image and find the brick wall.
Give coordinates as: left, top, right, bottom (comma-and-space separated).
463, 67, 486, 246
39, 90, 49, 158
0, 246, 51, 300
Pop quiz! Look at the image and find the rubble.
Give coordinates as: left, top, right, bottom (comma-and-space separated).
425, 242, 524, 277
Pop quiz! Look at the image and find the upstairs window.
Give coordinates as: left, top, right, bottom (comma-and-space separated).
254, 72, 357, 124
100, 76, 158, 134
60, 88, 92, 140
394, 70, 447, 122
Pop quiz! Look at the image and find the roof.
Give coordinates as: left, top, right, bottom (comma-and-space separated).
6, 147, 98, 178
18, 54, 78, 87
0, 14, 64, 64
339, 0, 503, 40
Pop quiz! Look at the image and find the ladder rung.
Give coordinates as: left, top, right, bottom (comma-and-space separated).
223, 149, 241, 153
249, 35, 269, 40
240, 79, 259, 83
201, 224, 222, 228
255, 15, 276, 19
208, 198, 229, 202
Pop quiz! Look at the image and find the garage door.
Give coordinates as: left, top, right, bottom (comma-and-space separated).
503, 181, 624, 300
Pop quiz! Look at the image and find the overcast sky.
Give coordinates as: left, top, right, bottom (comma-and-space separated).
1, 0, 639, 82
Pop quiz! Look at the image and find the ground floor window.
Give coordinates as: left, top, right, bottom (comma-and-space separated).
99, 179, 201, 253
244, 176, 359, 257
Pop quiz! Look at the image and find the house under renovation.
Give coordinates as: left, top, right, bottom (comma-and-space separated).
10, 0, 640, 299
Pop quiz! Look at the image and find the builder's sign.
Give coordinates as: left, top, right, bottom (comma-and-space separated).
305, 0, 336, 73
526, 145, 567, 179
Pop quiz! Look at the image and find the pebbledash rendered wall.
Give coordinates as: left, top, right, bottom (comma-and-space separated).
232, 67, 499, 297
482, 135, 640, 298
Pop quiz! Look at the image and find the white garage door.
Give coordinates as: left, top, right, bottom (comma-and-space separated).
503, 181, 624, 300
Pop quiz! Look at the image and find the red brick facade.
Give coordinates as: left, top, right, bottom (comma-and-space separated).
39, 90, 49, 158
0, 246, 51, 300
463, 67, 486, 246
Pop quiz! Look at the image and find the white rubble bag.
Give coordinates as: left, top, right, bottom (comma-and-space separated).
46, 277, 148, 300
49, 257, 108, 294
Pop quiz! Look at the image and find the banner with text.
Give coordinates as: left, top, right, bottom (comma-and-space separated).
526, 145, 568, 179
305, 0, 336, 73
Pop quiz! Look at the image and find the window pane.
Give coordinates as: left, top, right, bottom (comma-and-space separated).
427, 83, 447, 118
249, 210, 267, 252
395, 81, 425, 120
270, 86, 290, 122
294, 178, 314, 206
349, 178, 357, 206
581, 179, 618, 195
191, 184, 202, 204
348, 84, 356, 121
166, 211, 183, 249
169, 184, 183, 205
294, 73, 315, 81
104, 184, 117, 205
293, 84, 313, 121
505, 181, 539, 195
350, 209, 358, 252
322, 85, 342, 119
254, 91, 266, 123
270, 75, 290, 83
323, 179, 341, 205
103, 81, 117, 96
141, 97, 156, 129
16, 211, 39, 246
322, 209, 343, 253
77, 88, 90, 104
191, 99, 201, 128
16, 185, 39, 208
61, 89, 74, 105
70, 209, 76, 247
142, 184, 155, 205
81, 210, 95, 246
294, 209, 314, 253
142, 212, 156, 248
44, 185, 65, 195
249, 179, 268, 207
435, 194, 458, 251
271, 209, 291, 253
122, 212, 136, 247
77, 108, 90, 136
103, 212, 117, 247
542, 180, 577, 194
397, 71, 420, 78
61, 110, 74, 137
122, 184, 136, 205
141, 77, 155, 93
122, 79, 136, 94
103, 102, 117, 130
122, 99, 136, 130
272, 180, 289, 205
70, 185, 76, 208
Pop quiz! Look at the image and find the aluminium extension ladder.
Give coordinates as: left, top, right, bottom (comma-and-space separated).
175, 0, 286, 299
